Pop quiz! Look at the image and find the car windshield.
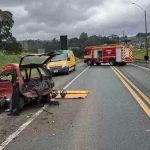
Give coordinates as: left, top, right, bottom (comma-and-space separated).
51, 54, 67, 62
21, 55, 50, 66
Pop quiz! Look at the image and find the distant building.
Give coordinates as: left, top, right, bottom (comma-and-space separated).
108, 34, 119, 41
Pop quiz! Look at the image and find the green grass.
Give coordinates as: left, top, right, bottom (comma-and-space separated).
0, 52, 32, 71
0, 52, 20, 71
133, 48, 150, 60
0, 52, 82, 72
75, 57, 83, 63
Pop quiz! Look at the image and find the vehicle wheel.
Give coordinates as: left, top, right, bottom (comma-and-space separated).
96, 63, 100, 66
87, 60, 91, 66
87, 59, 94, 66
0, 99, 6, 112
66, 68, 70, 75
109, 58, 115, 66
43, 94, 51, 103
73, 66, 76, 71
119, 63, 125, 66
91, 60, 94, 66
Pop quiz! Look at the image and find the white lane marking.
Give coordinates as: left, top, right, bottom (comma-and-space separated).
0, 105, 48, 150
0, 66, 90, 150
131, 64, 150, 71
63, 66, 90, 90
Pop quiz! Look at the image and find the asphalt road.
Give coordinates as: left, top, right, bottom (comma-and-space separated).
117, 64, 150, 98
1, 63, 150, 150
133, 62, 150, 69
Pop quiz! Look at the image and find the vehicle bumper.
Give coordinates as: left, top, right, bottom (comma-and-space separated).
49, 66, 68, 74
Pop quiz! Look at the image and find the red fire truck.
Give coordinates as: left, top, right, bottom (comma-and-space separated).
84, 44, 133, 66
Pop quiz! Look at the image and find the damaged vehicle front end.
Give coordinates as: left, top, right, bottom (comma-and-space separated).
0, 71, 13, 111
0, 52, 57, 114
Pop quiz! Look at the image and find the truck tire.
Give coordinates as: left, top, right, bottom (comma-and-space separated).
87, 60, 91, 66
87, 59, 94, 66
73, 66, 76, 71
96, 63, 101, 66
119, 62, 126, 66
109, 58, 115, 66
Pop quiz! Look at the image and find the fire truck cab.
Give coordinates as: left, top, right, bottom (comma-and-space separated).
84, 44, 133, 66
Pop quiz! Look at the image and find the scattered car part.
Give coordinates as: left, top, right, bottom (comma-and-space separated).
54, 90, 89, 99
60, 89, 67, 98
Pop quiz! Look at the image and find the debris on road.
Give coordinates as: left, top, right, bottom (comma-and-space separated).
51, 89, 89, 99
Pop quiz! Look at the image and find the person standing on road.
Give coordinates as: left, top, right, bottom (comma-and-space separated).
144, 54, 149, 67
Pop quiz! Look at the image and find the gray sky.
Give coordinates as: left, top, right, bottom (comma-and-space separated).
0, 0, 150, 40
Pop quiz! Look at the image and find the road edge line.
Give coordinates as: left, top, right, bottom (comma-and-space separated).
0, 66, 90, 150
131, 64, 150, 71
113, 67, 150, 104
111, 66, 150, 117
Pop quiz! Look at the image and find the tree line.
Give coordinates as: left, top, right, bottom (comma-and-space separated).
0, 9, 22, 54
27, 33, 120, 58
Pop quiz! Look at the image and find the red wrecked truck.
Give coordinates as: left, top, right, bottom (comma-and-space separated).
0, 52, 57, 114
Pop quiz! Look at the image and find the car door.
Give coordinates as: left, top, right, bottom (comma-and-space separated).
71, 52, 75, 67
72, 52, 75, 67
67, 53, 71, 70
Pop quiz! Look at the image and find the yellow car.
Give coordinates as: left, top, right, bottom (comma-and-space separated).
47, 50, 76, 75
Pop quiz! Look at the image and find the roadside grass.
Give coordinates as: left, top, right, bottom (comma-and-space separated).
133, 48, 150, 62
2, 48, 148, 70
0, 52, 82, 71
0, 52, 20, 70
75, 57, 83, 63
0, 52, 32, 71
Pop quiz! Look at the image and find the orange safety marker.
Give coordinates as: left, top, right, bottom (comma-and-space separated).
55, 93, 88, 99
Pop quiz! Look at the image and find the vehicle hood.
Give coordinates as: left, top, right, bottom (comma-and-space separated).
19, 52, 56, 68
47, 60, 66, 68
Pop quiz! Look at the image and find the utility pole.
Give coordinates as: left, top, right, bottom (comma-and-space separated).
144, 10, 148, 56
123, 31, 124, 44
132, 3, 149, 58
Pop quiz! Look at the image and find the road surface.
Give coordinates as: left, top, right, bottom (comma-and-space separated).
0, 63, 150, 150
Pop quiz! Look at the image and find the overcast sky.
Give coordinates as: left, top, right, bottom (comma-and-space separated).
0, 0, 150, 40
